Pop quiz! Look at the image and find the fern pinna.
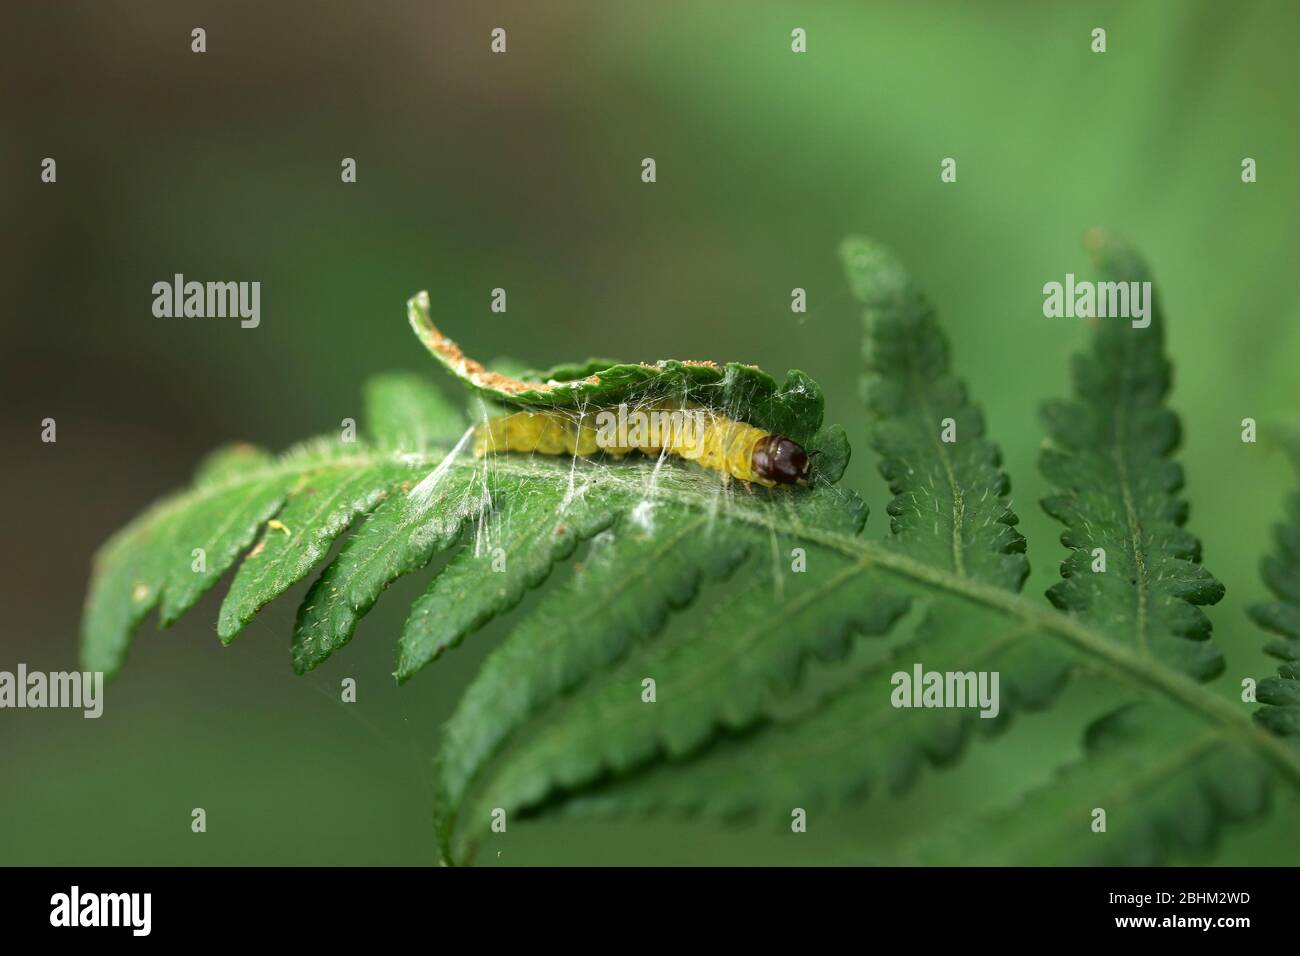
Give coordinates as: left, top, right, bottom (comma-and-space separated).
83, 232, 1300, 865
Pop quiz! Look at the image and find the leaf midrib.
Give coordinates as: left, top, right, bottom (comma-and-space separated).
1110, 327, 1152, 656
904, 350, 967, 578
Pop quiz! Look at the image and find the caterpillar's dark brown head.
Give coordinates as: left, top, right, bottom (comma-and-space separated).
751, 435, 811, 486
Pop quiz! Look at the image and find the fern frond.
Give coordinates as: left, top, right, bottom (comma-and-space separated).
82, 248, 1300, 868
432, 504, 765, 855
550, 614, 1069, 825
453, 236, 1300, 864
395, 482, 618, 681
432, 238, 1046, 860
445, 540, 914, 856
85, 441, 408, 674
913, 237, 1294, 865
843, 237, 1027, 587
82, 375, 466, 676
1040, 230, 1225, 679
918, 704, 1272, 865
81, 297, 863, 687
1250, 463, 1300, 738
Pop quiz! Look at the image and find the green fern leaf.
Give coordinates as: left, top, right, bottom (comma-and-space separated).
431, 237, 1044, 860
82, 247, 1300, 869
551, 608, 1078, 827
432, 504, 762, 855
84, 440, 380, 674
919, 704, 1272, 865
912, 238, 1294, 865
363, 371, 468, 450
218, 458, 418, 642
395, 485, 618, 681
83, 374, 462, 675
1039, 231, 1225, 679
843, 237, 1028, 587
288, 461, 490, 673
81, 306, 852, 693
443, 235, 1300, 865
1250, 464, 1300, 738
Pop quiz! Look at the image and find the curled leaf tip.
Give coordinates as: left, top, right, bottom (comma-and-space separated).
405, 291, 828, 447
407, 291, 571, 397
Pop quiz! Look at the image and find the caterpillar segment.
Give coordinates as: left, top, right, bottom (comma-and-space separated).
472, 402, 810, 488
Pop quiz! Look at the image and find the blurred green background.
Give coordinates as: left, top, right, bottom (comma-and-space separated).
3, 0, 1298, 865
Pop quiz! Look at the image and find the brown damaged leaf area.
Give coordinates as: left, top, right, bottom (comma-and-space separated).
408, 291, 599, 395
408, 291, 740, 396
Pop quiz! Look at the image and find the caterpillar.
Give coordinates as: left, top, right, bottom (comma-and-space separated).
473, 400, 811, 488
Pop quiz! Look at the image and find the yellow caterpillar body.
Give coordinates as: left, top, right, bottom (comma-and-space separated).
473, 401, 810, 488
